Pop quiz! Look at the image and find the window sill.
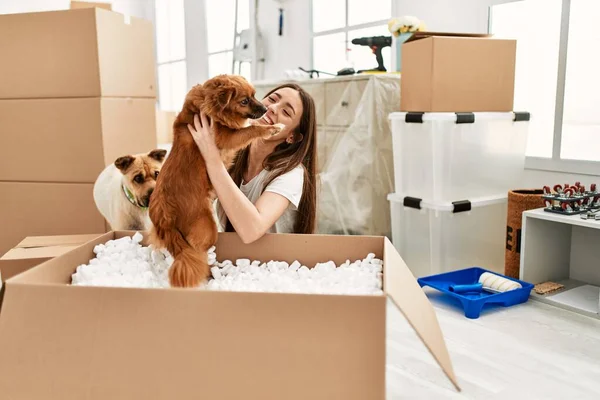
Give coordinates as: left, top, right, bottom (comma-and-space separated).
525, 157, 600, 176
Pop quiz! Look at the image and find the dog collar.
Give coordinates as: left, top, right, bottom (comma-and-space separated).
122, 184, 147, 210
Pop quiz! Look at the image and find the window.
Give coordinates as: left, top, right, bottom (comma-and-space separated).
206, 0, 251, 80
490, 0, 600, 174
561, 0, 600, 162
311, 0, 392, 74
155, 0, 187, 112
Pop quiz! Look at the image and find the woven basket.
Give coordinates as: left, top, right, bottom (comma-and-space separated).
505, 189, 545, 279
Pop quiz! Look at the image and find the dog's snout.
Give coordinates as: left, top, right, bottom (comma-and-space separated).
252, 100, 267, 116
248, 101, 267, 120
140, 189, 154, 208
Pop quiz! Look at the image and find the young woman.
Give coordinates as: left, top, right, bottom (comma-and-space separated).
187, 83, 318, 244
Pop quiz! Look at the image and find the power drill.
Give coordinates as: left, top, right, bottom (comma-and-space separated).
351, 35, 392, 73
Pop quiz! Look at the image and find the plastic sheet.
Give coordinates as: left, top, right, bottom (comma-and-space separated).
315, 74, 401, 237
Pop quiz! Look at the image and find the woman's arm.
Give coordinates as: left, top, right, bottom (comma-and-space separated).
188, 113, 290, 244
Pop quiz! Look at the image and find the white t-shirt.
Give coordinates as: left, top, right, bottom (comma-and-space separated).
216, 165, 305, 233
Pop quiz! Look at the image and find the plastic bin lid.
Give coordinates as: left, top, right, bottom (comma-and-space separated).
388, 112, 520, 122
387, 193, 507, 211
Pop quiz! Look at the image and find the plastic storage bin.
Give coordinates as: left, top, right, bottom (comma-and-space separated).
389, 111, 530, 202
388, 193, 508, 278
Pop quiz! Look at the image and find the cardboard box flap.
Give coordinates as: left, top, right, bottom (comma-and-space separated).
1, 245, 80, 261
404, 31, 491, 43
383, 238, 460, 391
1, 234, 104, 261
16, 234, 102, 249
7, 232, 115, 285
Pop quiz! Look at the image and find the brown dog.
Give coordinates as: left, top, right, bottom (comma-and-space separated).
93, 149, 167, 231
148, 75, 283, 288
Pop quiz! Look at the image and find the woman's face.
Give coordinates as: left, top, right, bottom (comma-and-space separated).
259, 87, 303, 143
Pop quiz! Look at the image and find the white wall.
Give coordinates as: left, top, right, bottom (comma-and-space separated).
0, 0, 65, 13
392, 0, 490, 33
254, 0, 311, 80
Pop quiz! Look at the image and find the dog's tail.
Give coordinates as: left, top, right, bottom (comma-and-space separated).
163, 229, 210, 288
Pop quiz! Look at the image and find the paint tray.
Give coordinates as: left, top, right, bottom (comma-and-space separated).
417, 267, 534, 319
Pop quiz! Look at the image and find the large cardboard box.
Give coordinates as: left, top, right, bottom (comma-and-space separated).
0, 234, 100, 283
0, 98, 157, 183
400, 32, 516, 112
0, 231, 459, 398
0, 182, 107, 256
0, 8, 156, 99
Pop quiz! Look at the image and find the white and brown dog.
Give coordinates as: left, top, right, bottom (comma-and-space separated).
93, 149, 167, 231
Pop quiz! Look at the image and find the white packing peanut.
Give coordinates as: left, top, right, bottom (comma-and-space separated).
236, 259, 251, 267
211, 266, 222, 280
289, 260, 301, 272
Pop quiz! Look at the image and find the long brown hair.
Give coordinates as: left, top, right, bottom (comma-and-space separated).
223, 83, 318, 234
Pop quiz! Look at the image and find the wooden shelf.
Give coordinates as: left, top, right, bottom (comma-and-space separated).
521, 208, 600, 319
523, 208, 600, 230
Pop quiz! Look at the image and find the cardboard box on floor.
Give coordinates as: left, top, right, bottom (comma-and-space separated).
0, 182, 107, 256
0, 234, 101, 284
0, 231, 460, 398
0, 98, 157, 183
0, 7, 155, 99
400, 32, 516, 112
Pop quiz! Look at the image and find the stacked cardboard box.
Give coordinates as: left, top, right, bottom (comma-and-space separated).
400, 32, 516, 112
0, 7, 158, 255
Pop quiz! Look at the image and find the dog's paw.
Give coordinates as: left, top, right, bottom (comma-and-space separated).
268, 123, 285, 137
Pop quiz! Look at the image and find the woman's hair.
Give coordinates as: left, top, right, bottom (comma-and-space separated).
223, 83, 318, 234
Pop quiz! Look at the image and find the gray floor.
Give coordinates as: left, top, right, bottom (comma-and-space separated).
386, 289, 600, 399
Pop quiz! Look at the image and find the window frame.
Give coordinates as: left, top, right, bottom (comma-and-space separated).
309, 0, 392, 73
206, 0, 247, 78
155, 0, 187, 112
489, 0, 600, 176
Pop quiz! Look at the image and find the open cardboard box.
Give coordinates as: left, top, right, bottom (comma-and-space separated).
0, 231, 459, 398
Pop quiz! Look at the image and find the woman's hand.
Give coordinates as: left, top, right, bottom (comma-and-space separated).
188, 113, 220, 164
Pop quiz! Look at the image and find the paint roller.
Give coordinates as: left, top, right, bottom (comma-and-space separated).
449, 272, 522, 294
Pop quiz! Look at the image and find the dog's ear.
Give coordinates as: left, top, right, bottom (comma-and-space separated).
148, 149, 167, 162
217, 86, 236, 108
114, 155, 135, 172
204, 75, 237, 109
